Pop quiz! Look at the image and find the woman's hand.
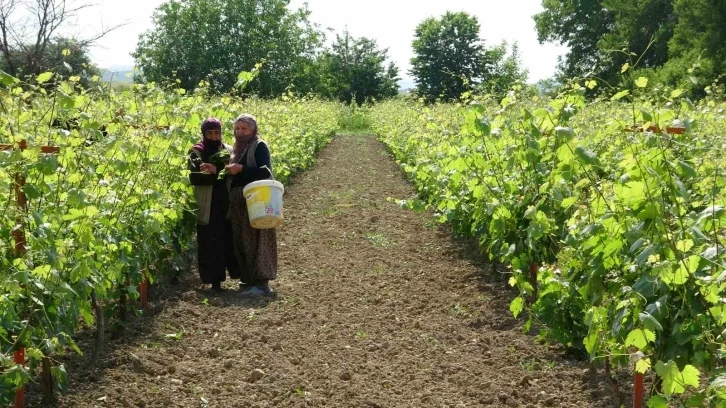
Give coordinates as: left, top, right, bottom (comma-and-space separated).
225, 163, 243, 175
200, 163, 217, 174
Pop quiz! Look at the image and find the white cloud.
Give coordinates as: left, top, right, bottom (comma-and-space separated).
69, 0, 566, 82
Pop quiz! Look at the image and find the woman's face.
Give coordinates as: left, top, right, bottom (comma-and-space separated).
234, 121, 255, 138
204, 128, 221, 141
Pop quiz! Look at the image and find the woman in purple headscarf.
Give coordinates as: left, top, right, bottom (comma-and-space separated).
225, 113, 278, 296
188, 117, 240, 291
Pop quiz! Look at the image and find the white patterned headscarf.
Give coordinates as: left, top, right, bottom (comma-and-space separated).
233, 113, 259, 161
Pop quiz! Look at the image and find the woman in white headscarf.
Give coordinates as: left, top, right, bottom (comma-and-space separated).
225, 113, 278, 296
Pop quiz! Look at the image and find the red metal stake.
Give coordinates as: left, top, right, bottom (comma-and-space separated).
14, 348, 25, 408
623, 125, 685, 135
633, 371, 644, 408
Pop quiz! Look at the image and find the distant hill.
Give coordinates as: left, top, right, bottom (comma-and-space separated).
397, 78, 415, 91
97, 69, 420, 90
100, 65, 135, 83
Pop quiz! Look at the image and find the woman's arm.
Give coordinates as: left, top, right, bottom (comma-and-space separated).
246, 142, 272, 181
229, 143, 273, 187
188, 149, 218, 186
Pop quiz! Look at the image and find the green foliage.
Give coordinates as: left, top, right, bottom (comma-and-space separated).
314, 30, 399, 105
209, 149, 231, 175
0, 38, 101, 88
669, 0, 726, 70
410, 11, 487, 102
133, 0, 323, 95
597, 0, 675, 81
656, 0, 726, 97
371, 78, 726, 403
477, 42, 529, 97
0, 71, 340, 402
535, 0, 726, 96
337, 105, 371, 133
410, 12, 528, 103
534, 0, 674, 84
634, 52, 720, 99
534, 0, 614, 80
532, 77, 564, 97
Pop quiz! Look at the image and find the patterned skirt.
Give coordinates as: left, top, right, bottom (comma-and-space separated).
229, 187, 278, 283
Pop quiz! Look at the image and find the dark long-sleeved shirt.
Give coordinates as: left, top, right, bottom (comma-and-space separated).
230, 141, 273, 190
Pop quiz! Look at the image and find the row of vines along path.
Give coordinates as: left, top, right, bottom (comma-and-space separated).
33, 135, 628, 407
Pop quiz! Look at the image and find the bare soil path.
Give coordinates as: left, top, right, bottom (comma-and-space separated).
51, 135, 624, 408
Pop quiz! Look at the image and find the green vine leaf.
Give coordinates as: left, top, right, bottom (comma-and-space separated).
639, 312, 663, 332
509, 297, 525, 318
654, 361, 700, 396
646, 395, 668, 408
635, 77, 648, 88
636, 358, 651, 374
625, 329, 656, 350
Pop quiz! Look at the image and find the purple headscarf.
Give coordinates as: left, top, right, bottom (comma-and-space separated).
193, 117, 222, 154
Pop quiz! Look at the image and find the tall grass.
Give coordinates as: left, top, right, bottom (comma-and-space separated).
337, 105, 371, 133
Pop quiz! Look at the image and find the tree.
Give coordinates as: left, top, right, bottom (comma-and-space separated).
479, 41, 529, 96
671, 0, 726, 61
0, 37, 100, 85
0, 0, 118, 79
667, 0, 726, 80
534, 0, 678, 85
627, 0, 725, 97
534, 0, 724, 96
409, 11, 488, 102
316, 31, 399, 105
533, 77, 563, 97
597, 0, 675, 82
533, 0, 613, 80
133, 0, 324, 96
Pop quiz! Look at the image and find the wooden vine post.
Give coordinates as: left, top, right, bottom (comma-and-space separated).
529, 263, 539, 304
1, 140, 61, 408
140, 271, 148, 308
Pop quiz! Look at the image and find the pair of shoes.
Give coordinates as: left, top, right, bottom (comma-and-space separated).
211, 282, 225, 292
239, 282, 254, 290
259, 285, 275, 297
240, 285, 275, 297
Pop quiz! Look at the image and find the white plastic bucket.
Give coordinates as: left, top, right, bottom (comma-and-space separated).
242, 180, 285, 229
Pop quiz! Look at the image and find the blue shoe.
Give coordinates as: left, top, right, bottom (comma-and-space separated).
240, 286, 264, 296
241, 285, 275, 297
259, 285, 275, 297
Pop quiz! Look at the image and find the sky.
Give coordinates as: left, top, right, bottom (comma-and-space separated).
62, 0, 568, 86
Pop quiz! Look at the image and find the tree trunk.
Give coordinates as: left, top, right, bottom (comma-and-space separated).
87, 288, 104, 367
41, 357, 55, 407
118, 277, 128, 322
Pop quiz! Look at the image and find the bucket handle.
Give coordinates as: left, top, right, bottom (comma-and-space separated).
260, 165, 274, 181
